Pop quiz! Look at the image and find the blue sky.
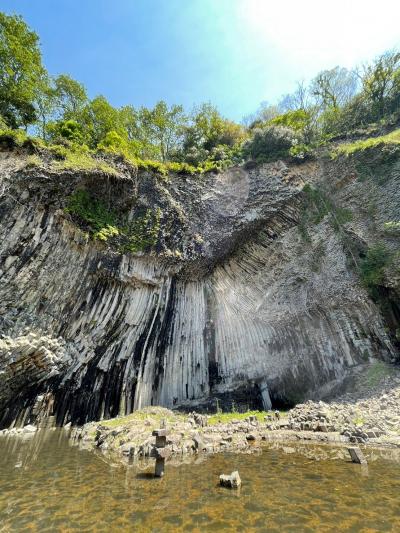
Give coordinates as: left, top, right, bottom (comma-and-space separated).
2, 0, 400, 121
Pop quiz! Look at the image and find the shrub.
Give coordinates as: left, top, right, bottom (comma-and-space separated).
359, 244, 392, 295
46, 119, 85, 144
97, 130, 128, 153
242, 125, 301, 163
270, 109, 311, 133
65, 190, 117, 232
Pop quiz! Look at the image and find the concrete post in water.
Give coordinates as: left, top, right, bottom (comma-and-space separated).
347, 447, 367, 465
152, 428, 170, 477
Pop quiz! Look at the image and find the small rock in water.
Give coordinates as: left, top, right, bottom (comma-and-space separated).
219, 470, 241, 489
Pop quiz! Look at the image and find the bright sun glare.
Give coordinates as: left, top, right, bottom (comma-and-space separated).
239, 0, 400, 71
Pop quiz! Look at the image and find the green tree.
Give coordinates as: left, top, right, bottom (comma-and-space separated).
0, 12, 46, 128
181, 103, 244, 163
46, 119, 85, 143
119, 105, 159, 159
119, 105, 140, 141
53, 74, 88, 119
361, 51, 400, 118
34, 74, 56, 139
139, 101, 186, 162
81, 95, 124, 147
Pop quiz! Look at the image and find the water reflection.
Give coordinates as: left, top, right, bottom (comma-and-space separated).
0, 430, 399, 531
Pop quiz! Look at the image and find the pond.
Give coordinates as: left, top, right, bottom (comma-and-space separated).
0, 430, 399, 531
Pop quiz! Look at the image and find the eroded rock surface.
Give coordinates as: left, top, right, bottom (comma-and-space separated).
0, 146, 398, 427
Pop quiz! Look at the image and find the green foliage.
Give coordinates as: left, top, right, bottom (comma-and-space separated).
49, 143, 117, 175
270, 109, 311, 132
53, 74, 88, 118
359, 244, 392, 295
288, 142, 312, 160
363, 360, 394, 387
65, 190, 117, 232
122, 210, 161, 252
0, 127, 28, 146
3, 11, 400, 176
139, 100, 186, 162
333, 129, 400, 186
0, 128, 46, 152
177, 103, 246, 166
97, 130, 128, 153
46, 119, 85, 143
80, 95, 124, 148
25, 154, 42, 168
121, 208, 161, 253
65, 190, 161, 252
302, 184, 333, 223
332, 207, 353, 229
311, 67, 358, 110
0, 12, 45, 128
362, 51, 400, 119
94, 225, 120, 242
242, 125, 300, 163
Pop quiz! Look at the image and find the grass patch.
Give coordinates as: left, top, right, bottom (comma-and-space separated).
0, 128, 224, 178
49, 144, 118, 175
208, 410, 283, 426
25, 154, 42, 168
333, 129, 400, 157
333, 129, 400, 185
363, 360, 394, 388
99, 410, 183, 429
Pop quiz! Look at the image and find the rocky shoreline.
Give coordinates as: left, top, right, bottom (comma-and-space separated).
65, 363, 400, 464
2, 362, 399, 464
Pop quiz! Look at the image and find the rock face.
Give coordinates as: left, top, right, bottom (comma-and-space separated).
0, 147, 398, 427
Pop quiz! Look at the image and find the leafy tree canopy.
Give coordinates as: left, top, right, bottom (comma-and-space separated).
0, 12, 45, 128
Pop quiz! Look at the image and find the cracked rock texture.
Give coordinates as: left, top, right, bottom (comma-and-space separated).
0, 147, 398, 427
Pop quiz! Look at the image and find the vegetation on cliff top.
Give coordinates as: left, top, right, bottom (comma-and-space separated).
333, 129, 400, 157
1, 12, 400, 173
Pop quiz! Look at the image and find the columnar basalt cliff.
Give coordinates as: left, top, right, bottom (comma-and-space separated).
0, 145, 398, 427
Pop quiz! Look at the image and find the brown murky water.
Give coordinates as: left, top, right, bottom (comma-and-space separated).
0, 431, 399, 532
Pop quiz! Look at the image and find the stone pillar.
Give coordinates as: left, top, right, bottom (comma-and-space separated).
152, 429, 170, 477
347, 447, 367, 465
259, 379, 272, 411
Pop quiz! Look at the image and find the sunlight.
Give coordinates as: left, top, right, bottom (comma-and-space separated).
238, 0, 400, 70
